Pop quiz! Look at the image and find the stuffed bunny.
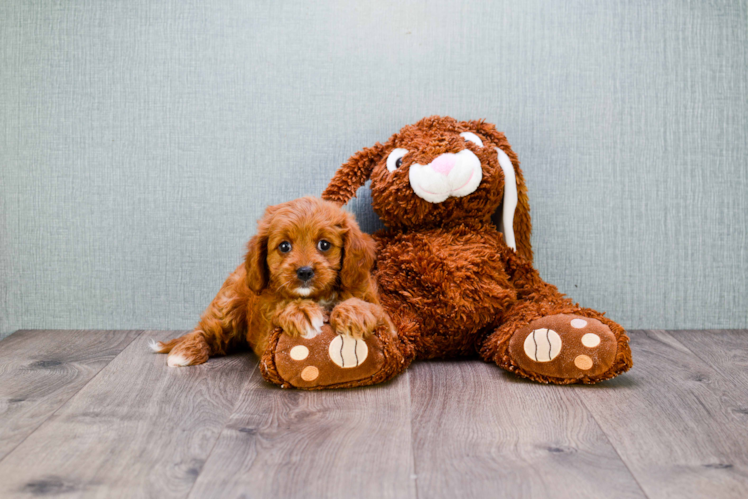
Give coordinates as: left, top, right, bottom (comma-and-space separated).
262, 116, 632, 388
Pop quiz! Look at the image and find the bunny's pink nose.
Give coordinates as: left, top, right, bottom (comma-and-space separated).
430, 154, 456, 175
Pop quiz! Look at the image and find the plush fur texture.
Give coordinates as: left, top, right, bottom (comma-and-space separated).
321, 116, 633, 385
151, 197, 390, 367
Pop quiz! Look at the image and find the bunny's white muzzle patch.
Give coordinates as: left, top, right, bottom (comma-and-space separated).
408, 150, 483, 203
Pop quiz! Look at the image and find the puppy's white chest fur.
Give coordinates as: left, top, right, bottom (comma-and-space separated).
317, 292, 338, 310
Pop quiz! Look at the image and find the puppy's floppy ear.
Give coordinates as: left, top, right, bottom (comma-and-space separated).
245, 205, 277, 295
472, 120, 534, 264
245, 235, 268, 295
322, 142, 386, 206
339, 212, 376, 291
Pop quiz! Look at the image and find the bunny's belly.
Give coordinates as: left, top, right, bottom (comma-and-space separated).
374, 225, 517, 358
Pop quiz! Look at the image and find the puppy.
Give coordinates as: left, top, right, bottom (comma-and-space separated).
151, 196, 388, 367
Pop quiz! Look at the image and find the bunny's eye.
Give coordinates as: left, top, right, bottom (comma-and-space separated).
386, 148, 409, 172
460, 132, 484, 148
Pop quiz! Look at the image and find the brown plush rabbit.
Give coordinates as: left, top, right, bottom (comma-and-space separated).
262, 116, 632, 388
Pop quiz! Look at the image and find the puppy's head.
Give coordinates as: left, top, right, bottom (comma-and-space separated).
245, 196, 375, 299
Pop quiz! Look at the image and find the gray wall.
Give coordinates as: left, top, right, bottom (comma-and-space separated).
2, 0, 747, 339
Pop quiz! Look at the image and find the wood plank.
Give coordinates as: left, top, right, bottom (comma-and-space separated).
672, 330, 748, 390
409, 360, 644, 498
574, 330, 748, 498
0, 330, 140, 462
0, 331, 255, 498
189, 370, 416, 498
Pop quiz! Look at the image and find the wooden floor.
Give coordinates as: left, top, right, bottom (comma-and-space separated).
0, 330, 747, 498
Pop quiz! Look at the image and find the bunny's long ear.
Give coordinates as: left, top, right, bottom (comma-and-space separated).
322, 143, 386, 205
504, 148, 533, 263
473, 122, 533, 263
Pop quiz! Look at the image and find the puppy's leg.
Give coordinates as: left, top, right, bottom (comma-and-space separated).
273, 300, 325, 339
329, 298, 387, 339
151, 331, 212, 367
151, 268, 247, 367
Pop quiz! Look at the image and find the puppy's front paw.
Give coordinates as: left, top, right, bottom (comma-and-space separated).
276, 301, 325, 339
330, 298, 380, 339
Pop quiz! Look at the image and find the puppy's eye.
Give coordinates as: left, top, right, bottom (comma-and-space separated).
460, 132, 484, 148
278, 241, 292, 253
386, 148, 409, 172
317, 240, 331, 252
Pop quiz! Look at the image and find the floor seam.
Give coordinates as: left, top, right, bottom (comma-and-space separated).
0, 330, 143, 468
574, 389, 650, 499
185, 359, 260, 499
664, 329, 744, 386
405, 370, 420, 499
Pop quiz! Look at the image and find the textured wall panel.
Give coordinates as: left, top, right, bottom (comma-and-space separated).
1, 0, 747, 338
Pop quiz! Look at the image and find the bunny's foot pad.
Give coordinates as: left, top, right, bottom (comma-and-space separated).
507, 314, 619, 382
260, 323, 407, 390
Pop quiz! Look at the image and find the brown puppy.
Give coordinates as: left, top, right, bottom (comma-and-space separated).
151, 196, 387, 367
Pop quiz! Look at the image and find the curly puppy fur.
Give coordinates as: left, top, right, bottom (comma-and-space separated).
152, 196, 389, 367
322, 116, 633, 384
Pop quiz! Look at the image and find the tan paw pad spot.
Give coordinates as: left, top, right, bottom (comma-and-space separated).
300, 366, 319, 381
581, 333, 601, 348
570, 319, 588, 329
574, 355, 593, 370
523, 329, 562, 362
289, 345, 309, 361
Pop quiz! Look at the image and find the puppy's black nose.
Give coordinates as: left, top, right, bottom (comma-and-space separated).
296, 266, 314, 281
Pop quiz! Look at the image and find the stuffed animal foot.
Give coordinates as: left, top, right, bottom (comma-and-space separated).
260, 322, 407, 390
505, 314, 625, 384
